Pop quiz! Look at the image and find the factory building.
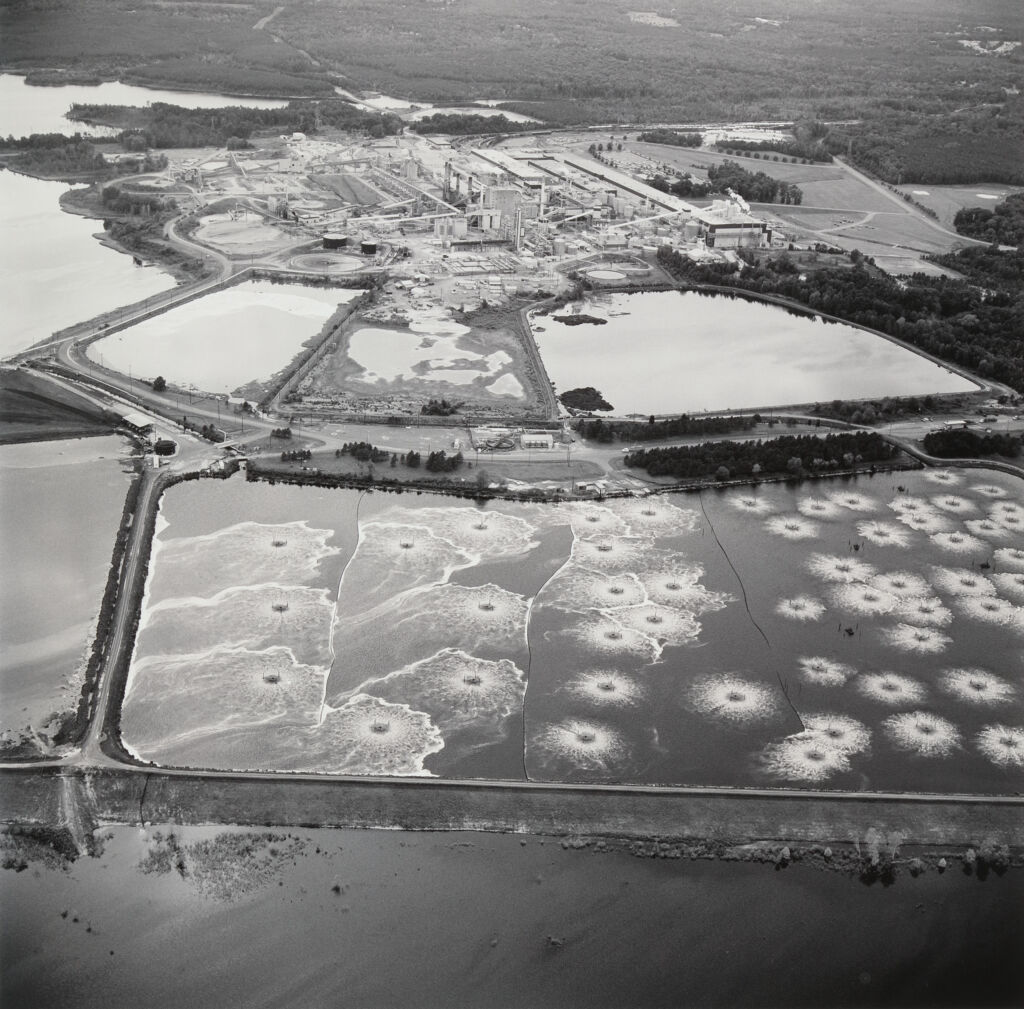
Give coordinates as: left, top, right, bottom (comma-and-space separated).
691, 199, 772, 249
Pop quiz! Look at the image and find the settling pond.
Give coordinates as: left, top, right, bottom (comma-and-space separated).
86, 281, 362, 395
121, 469, 1024, 794
532, 291, 978, 414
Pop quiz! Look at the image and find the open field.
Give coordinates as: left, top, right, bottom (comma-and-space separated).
0, 368, 112, 444
896, 183, 1024, 227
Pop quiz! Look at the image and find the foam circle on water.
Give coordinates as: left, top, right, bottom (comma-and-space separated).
883, 710, 961, 758
992, 572, 1024, 602
971, 484, 1007, 498
930, 495, 976, 515
642, 567, 724, 611
894, 595, 953, 627
409, 582, 531, 647
797, 497, 843, 520
569, 614, 659, 660
776, 595, 826, 621
896, 511, 954, 535
955, 594, 1024, 629
880, 622, 953, 654
857, 671, 927, 706
317, 693, 444, 775
797, 656, 856, 687
964, 518, 1011, 539
993, 547, 1024, 571
572, 535, 651, 572
930, 566, 996, 597
411, 506, 540, 560
760, 737, 852, 782
801, 713, 872, 754
923, 470, 961, 486
612, 603, 700, 646
938, 668, 1016, 706
764, 515, 820, 540
806, 553, 877, 584
827, 491, 877, 512
975, 724, 1024, 768
608, 496, 700, 537
731, 494, 775, 515
930, 531, 985, 555
547, 566, 648, 612
688, 673, 780, 723
563, 503, 629, 538
531, 718, 628, 771
856, 521, 912, 548
888, 495, 932, 515
870, 571, 931, 597
829, 583, 897, 617
569, 670, 645, 706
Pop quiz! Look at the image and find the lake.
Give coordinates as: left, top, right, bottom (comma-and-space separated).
532, 291, 978, 414
0, 436, 131, 749
85, 281, 362, 395
121, 468, 1024, 793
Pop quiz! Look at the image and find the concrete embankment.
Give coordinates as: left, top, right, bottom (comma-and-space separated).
2, 768, 1022, 847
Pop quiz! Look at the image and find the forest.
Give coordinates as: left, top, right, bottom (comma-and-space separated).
922, 429, 1021, 459
411, 113, 532, 135
657, 247, 1024, 394
68, 100, 402, 149
953, 194, 1024, 248
651, 160, 802, 205
576, 413, 756, 444
636, 130, 702, 148
624, 432, 895, 480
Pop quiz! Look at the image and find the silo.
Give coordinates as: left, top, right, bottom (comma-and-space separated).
360, 240, 378, 256
323, 232, 349, 250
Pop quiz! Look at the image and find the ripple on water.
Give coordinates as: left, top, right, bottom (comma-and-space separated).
879, 622, 953, 654
975, 724, 1024, 768
797, 656, 857, 687
688, 673, 780, 724
857, 671, 928, 706
764, 515, 820, 540
776, 595, 827, 621
938, 668, 1016, 706
530, 718, 629, 772
856, 520, 912, 548
883, 710, 961, 758
806, 552, 877, 584
316, 694, 444, 776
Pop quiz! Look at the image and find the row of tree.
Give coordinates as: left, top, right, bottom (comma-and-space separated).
954, 193, 1024, 248
411, 113, 531, 135
625, 432, 895, 480
335, 441, 390, 463
576, 413, 756, 444
922, 429, 1021, 459
636, 130, 701, 148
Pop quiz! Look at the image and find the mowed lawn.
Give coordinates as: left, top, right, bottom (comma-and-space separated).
895, 183, 1023, 226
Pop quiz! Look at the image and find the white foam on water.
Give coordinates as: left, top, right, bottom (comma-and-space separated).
776, 595, 827, 621
870, 571, 931, 597
883, 711, 961, 758
569, 670, 645, 707
894, 595, 953, 627
358, 520, 475, 574
797, 656, 856, 687
612, 603, 701, 646
760, 737, 851, 782
801, 713, 872, 754
857, 672, 928, 706
688, 673, 780, 723
930, 531, 986, 555
407, 505, 540, 560
730, 494, 775, 515
829, 583, 898, 617
642, 567, 730, 613
879, 623, 953, 654
607, 496, 700, 537
572, 535, 653, 572
964, 518, 1012, 540
993, 547, 1024, 571
356, 648, 526, 736
897, 511, 954, 535
992, 572, 1024, 602
569, 613, 660, 661
923, 470, 961, 486
402, 582, 532, 649
856, 520, 913, 548
806, 553, 877, 584
990, 501, 1024, 520
827, 491, 878, 512
939, 668, 1016, 706
764, 514, 820, 540
971, 484, 1007, 498
316, 693, 444, 775
930, 495, 977, 515
531, 718, 629, 770
797, 497, 844, 520
561, 502, 630, 538
930, 566, 996, 597
955, 595, 1024, 630
975, 724, 1024, 768
546, 566, 648, 612
888, 495, 933, 515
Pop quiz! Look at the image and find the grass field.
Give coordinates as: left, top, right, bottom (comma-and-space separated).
895, 183, 1024, 226
0, 369, 112, 444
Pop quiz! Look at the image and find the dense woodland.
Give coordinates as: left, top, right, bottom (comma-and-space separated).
637, 130, 702, 148
657, 247, 1024, 394
651, 159, 803, 204
577, 414, 756, 444
411, 113, 532, 135
68, 100, 402, 149
954, 194, 1024, 248
3, 0, 1021, 185
625, 432, 896, 480
922, 429, 1021, 459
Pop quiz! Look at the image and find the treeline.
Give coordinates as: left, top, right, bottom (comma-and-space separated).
929, 245, 1024, 289
657, 246, 1024, 394
2, 134, 107, 175
101, 182, 175, 215
68, 99, 403, 149
922, 429, 1021, 460
717, 139, 831, 163
281, 448, 313, 462
335, 441, 389, 463
625, 432, 896, 480
411, 113, 531, 135
578, 413, 756, 444
421, 398, 463, 416
637, 130, 702, 148
651, 159, 802, 204
954, 194, 1024, 248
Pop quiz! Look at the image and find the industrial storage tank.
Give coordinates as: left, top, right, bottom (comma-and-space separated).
683, 220, 701, 242
552, 238, 567, 256
360, 240, 378, 256
323, 233, 349, 250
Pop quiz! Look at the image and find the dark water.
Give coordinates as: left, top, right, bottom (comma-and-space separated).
121, 470, 1024, 793
2, 824, 1022, 1009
